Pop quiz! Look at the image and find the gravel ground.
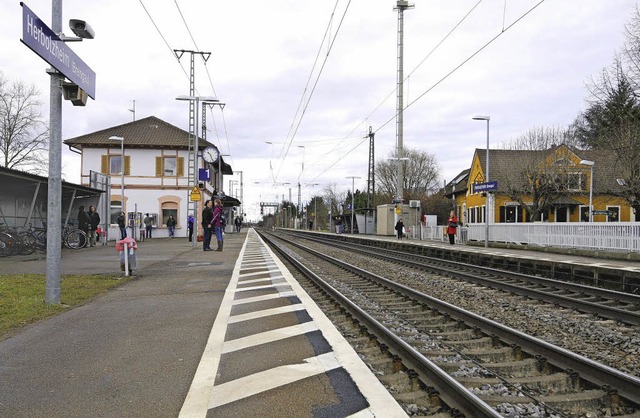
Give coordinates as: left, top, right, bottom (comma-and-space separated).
313, 244, 640, 378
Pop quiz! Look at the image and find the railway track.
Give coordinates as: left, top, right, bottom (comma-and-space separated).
285, 230, 640, 327
258, 229, 640, 417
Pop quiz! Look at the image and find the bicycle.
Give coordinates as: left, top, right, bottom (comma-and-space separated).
0, 223, 36, 255
62, 224, 87, 250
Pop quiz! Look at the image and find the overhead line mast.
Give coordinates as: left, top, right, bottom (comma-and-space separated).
394, 0, 414, 208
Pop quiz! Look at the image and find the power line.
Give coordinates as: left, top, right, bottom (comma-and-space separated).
274, 0, 353, 182
346, 0, 484, 139
139, 0, 192, 83
374, 0, 546, 135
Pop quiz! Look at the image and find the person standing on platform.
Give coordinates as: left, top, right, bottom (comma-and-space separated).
394, 218, 404, 240
117, 212, 127, 240
187, 215, 194, 242
212, 198, 225, 251
77, 206, 91, 248
201, 200, 213, 251
447, 210, 458, 245
143, 213, 153, 239
87, 205, 100, 247
166, 215, 176, 238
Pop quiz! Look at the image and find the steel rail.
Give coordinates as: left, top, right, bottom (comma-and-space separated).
268, 230, 640, 406
259, 231, 501, 418
290, 232, 640, 326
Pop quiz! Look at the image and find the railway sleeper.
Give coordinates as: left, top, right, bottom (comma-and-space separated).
400, 311, 448, 323
479, 389, 612, 416
421, 346, 515, 363
429, 328, 480, 341
436, 357, 543, 378
457, 372, 574, 394
416, 321, 468, 333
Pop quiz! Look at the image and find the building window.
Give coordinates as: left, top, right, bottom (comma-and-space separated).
565, 172, 585, 191
579, 205, 590, 222
110, 156, 122, 175
156, 157, 184, 177
607, 206, 620, 222
161, 202, 178, 226
110, 200, 122, 224
163, 157, 177, 176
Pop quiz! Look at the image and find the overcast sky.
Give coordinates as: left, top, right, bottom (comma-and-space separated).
2, 0, 637, 220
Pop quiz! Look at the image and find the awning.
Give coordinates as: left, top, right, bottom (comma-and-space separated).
550, 196, 583, 206
213, 194, 241, 207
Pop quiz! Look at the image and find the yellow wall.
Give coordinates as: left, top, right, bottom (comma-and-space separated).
456, 150, 633, 223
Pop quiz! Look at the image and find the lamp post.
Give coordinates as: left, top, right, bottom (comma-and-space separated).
473, 115, 490, 247
109, 136, 125, 219
297, 145, 305, 227
580, 160, 595, 222
346, 176, 361, 233
306, 183, 321, 230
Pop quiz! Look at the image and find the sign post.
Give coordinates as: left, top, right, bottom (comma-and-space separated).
21, 2, 96, 304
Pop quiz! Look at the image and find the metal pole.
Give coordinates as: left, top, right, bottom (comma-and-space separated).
45, 0, 63, 304
351, 178, 355, 233
485, 118, 490, 248
395, 2, 407, 209
589, 165, 594, 223
121, 139, 125, 218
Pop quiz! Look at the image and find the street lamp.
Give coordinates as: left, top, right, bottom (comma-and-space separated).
346, 176, 361, 233
580, 160, 595, 222
109, 136, 125, 219
306, 183, 321, 230
473, 115, 490, 247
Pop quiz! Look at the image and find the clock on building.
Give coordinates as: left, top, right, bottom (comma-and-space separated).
202, 146, 219, 163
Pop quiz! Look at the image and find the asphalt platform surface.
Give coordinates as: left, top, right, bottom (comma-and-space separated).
0, 232, 247, 417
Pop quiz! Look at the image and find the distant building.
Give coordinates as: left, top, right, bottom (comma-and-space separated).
445, 145, 634, 224
64, 116, 238, 240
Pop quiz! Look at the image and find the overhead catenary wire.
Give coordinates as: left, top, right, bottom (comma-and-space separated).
373, 0, 546, 136
346, 0, 484, 139
274, 0, 353, 182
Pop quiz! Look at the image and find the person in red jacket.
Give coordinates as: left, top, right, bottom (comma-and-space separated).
447, 210, 458, 245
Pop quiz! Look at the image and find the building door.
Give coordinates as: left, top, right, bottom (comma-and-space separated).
556, 207, 568, 222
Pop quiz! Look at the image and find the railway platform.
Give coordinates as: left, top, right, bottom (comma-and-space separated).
0, 230, 406, 417
298, 230, 640, 293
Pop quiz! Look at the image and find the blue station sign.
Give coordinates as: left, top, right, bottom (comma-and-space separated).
473, 181, 498, 193
20, 2, 96, 99
198, 168, 210, 181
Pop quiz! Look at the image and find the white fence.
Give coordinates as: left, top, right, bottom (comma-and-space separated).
403, 222, 640, 252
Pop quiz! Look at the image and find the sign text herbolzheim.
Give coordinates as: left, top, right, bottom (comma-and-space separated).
20, 2, 96, 98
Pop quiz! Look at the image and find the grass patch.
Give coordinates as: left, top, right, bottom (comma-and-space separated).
0, 273, 127, 338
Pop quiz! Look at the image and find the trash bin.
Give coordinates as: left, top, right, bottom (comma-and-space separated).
116, 237, 138, 275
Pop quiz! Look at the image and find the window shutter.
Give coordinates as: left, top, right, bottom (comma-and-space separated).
124, 156, 131, 175
155, 157, 162, 177
177, 157, 184, 177
101, 155, 108, 174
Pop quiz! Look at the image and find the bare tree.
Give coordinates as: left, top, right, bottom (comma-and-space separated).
0, 73, 48, 172
501, 125, 578, 151
375, 147, 440, 200
501, 145, 587, 222
322, 182, 346, 217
